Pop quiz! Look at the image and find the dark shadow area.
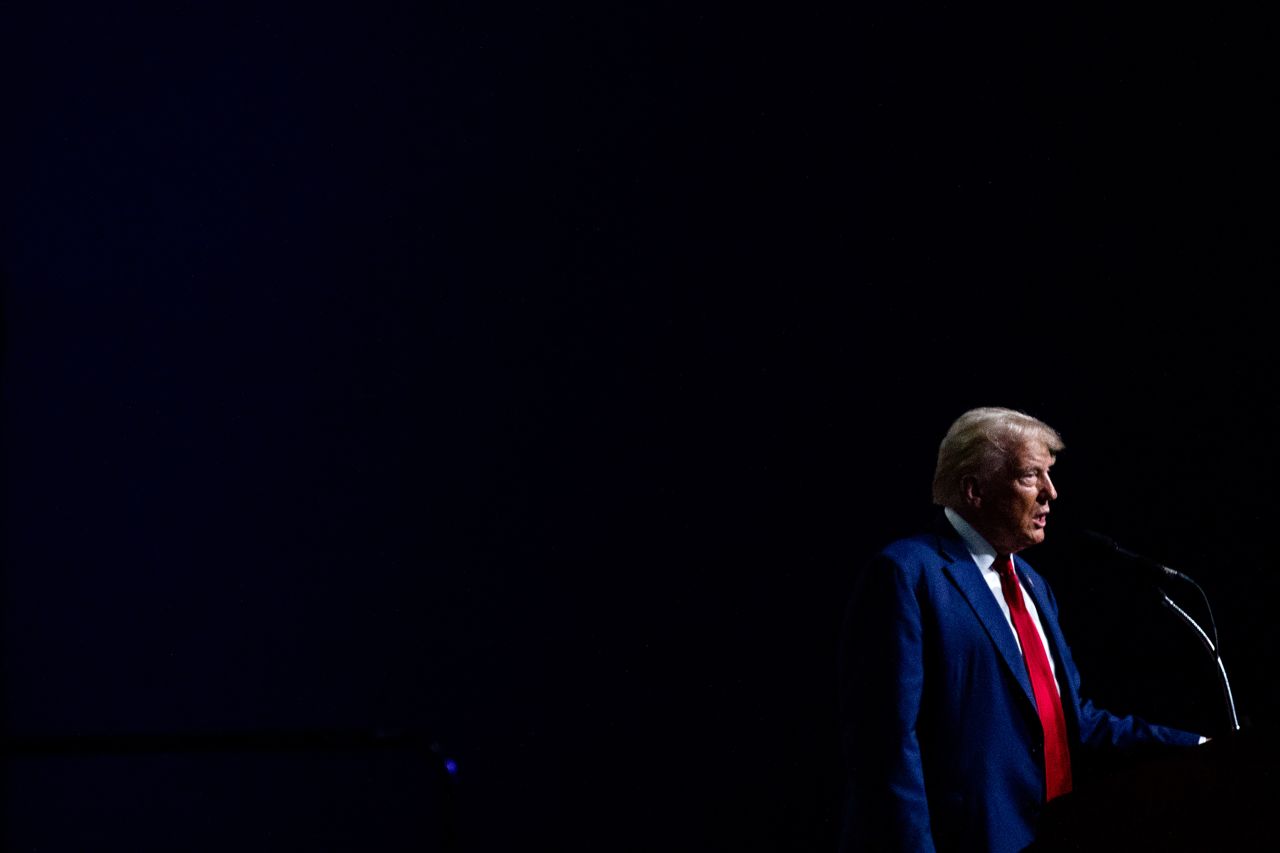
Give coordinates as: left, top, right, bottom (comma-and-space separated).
2, 2, 1275, 851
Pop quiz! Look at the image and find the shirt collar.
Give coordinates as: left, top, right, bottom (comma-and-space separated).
943, 506, 1000, 572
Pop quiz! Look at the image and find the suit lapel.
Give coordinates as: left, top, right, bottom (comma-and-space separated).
1014, 558, 1087, 740
935, 531, 1037, 709
1017, 560, 1071, 691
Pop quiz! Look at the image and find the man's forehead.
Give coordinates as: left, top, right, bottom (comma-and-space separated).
1014, 441, 1055, 465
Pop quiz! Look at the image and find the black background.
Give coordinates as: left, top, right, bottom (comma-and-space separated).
3, 2, 1276, 851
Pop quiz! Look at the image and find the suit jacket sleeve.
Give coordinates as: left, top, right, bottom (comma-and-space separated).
839, 554, 936, 852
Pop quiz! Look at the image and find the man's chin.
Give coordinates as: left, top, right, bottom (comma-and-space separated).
1013, 529, 1047, 552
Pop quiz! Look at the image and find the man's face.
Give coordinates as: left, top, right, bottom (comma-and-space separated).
968, 440, 1058, 555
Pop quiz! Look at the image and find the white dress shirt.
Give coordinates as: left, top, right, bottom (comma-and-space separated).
944, 507, 1060, 692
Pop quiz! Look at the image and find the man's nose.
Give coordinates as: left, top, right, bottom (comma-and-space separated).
1041, 474, 1058, 502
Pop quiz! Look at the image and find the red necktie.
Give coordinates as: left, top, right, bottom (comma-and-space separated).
996, 555, 1073, 801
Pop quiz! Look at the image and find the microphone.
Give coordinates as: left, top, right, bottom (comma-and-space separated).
1077, 530, 1192, 582
1078, 530, 1239, 732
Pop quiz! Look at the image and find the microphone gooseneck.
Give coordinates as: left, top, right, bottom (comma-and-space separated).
1078, 529, 1240, 734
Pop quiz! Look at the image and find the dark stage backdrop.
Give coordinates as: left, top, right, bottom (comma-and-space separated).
3, 3, 1275, 851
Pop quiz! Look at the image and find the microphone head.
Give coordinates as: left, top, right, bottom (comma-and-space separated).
1077, 530, 1181, 579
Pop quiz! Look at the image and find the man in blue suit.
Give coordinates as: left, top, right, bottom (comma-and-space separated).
838, 407, 1203, 852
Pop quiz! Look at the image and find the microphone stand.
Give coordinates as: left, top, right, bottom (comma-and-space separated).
1158, 583, 1242, 734
1082, 531, 1243, 736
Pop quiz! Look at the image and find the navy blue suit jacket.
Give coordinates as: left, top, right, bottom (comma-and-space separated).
839, 517, 1199, 853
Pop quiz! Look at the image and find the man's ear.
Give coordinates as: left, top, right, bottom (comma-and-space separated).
961, 475, 983, 509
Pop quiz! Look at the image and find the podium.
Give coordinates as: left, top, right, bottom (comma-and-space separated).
1030, 730, 1275, 851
